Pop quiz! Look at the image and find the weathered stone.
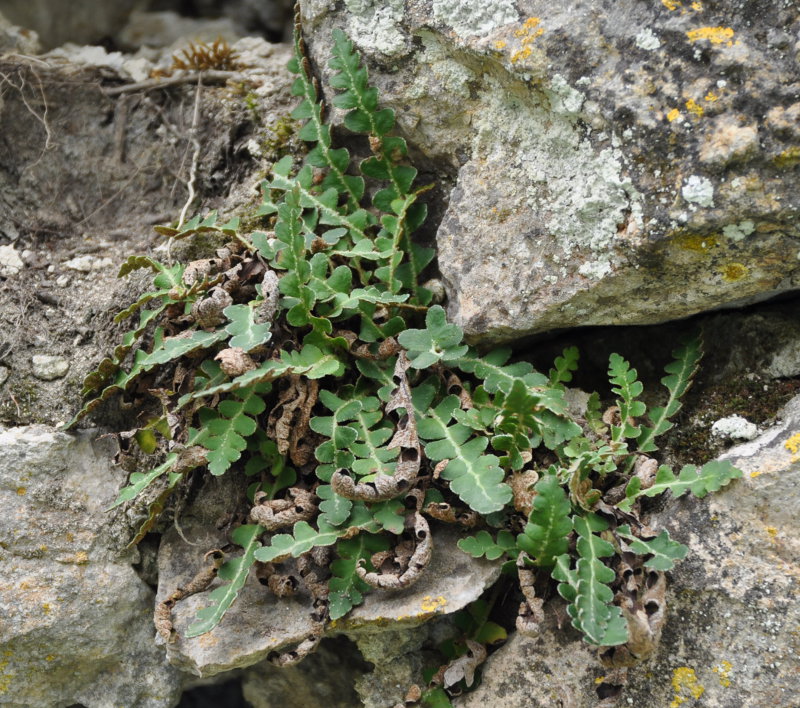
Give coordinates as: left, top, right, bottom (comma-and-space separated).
1, 0, 138, 50
30, 354, 69, 381
300, 0, 800, 343
457, 394, 800, 707
0, 245, 23, 277
158, 475, 500, 677
0, 426, 185, 707
710, 414, 759, 441
0, 10, 39, 56
241, 637, 369, 708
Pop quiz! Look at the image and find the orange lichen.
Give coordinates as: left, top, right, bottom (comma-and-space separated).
704, 91, 718, 102
686, 27, 735, 45
667, 108, 682, 122
16, 487, 26, 496
509, 17, 544, 62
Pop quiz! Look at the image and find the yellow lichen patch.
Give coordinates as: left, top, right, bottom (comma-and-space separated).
198, 633, 219, 648
691, 1, 704, 9
420, 595, 447, 613
765, 526, 779, 543
0, 652, 13, 694
662, 0, 681, 10
667, 108, 682, 122
773, 146, 800, 169
42, 603, 52, 614
45, 655, 56, 662
494, 40, 507, 50
784, 432, 800, 462
712, 660, 732, 688
16, 487, 26, 496
594, 675, 606, 684
685, 98, 704, 117
686, 27, 735, 46
720, 262, 748, 282
670, 667, 705, 707
704, 91, 718, 102
673, 233, 719, 253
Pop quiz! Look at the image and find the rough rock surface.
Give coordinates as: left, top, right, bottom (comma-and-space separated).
241, 637, 369, 708
157, 473, 501, 677
0, 426, 185, 707
457, 393, 800, 707
300, 0, 800, 343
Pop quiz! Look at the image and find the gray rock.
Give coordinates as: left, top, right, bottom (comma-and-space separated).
241, 637, 368, 708
30, 354, 69, 380
0, 244, 23, 277
1, 0, 138, 50
0, 426, 185, 708
0, 9, 40, 54
457, 394, 800, 707
158, 475, 500, 678
300, 0, 800, 343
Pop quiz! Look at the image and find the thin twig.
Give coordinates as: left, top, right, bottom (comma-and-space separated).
177, 75, 203, 229
102, 70, 246, 96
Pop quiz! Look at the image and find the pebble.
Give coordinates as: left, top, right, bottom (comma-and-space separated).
711, 414, 759, 441
63, 255, 114, 273
56, 275, 71, 287
0, 245, 24, 277
31, 355, 70, 381
0, 366, 9, 387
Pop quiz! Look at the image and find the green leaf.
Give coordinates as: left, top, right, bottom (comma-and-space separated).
328, 533, 390, 620
195, 387, 267, 476
571, 514, 627, 646
416, 395, 512, 514
458, 529, 516, 560
186, 524, 263, 637
223, 304, 272, 351
608, 353, 646, 441
636, 336, 703, 455
254, 520, 346, 562
617, 460, 742, 511
452, 347, 548, 394
398, 306, 468, 369
616, 526, 688, 571
549, 346, 579, 386
516, 474, 573, 567
108, 453, 178, 509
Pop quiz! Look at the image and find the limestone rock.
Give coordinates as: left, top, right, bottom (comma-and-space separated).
157, 475, 500, 677
300, 0, 800, 343
457, 394, 800, 707
30, 354, 69, 381
1, 0, 138, 50
241, 637, 369, 708
0, 426, 185, 708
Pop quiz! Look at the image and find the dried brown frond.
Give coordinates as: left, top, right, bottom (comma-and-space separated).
170, 39, 243, 73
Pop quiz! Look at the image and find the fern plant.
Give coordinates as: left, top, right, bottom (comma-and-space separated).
71, 9, 743, 701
